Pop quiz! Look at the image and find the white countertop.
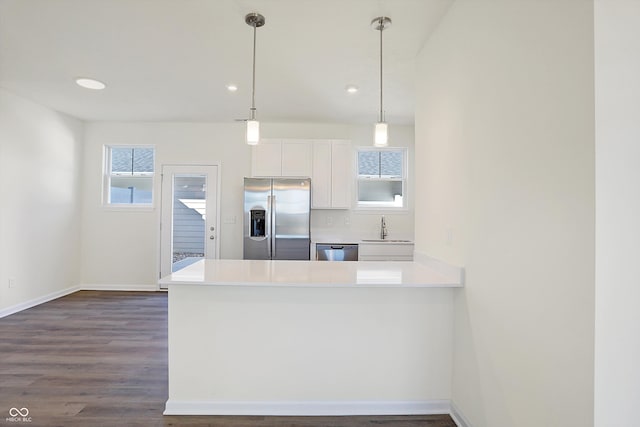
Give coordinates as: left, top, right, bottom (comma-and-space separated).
314, 239, 415, 245
311, 232, 414, 246
159, 259, 462, 288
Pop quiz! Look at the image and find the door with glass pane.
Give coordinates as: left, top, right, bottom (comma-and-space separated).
160, 165, 219, 283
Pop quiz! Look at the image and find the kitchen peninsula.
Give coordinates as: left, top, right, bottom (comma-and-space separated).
161, 258, 463, 416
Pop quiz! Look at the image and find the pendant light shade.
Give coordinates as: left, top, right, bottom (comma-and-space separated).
245, 13, 265, 145
374, 122, 388, 147
246, 119, 260, 145
372, 16, 391, 147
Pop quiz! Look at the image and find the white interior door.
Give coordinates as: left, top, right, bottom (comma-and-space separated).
160, 165, 219, 284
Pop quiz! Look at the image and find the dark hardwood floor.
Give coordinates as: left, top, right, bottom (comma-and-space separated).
0, 291, 457, 426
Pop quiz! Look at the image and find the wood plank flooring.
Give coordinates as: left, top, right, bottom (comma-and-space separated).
0, 291, 457, 426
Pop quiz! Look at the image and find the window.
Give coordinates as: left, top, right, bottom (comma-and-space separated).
356, 147, 406, 209
103, 146, 155, 206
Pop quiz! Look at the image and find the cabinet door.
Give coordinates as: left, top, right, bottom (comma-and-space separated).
282, 140, 312, 177
330, 140, 352, 209
251, 140, 282, 177
311, 141, 332, 208
358, 243, 414, 261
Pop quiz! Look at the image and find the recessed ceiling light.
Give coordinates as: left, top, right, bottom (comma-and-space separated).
227, 84, 238, 92
345, 84, 359, 94
75, 77, 106, 90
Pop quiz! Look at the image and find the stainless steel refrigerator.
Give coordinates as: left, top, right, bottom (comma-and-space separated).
243, 177, 311, 260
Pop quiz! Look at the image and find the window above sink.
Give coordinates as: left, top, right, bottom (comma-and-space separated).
355, 147, 407, 210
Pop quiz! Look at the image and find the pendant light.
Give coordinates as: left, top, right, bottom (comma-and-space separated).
372, 16, 391, 147
245, 13, 265, 145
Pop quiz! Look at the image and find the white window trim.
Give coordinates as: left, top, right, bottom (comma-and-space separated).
102, 145, 156, 209
353, 146, 409, 212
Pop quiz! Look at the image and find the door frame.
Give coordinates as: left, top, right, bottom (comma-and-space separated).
158, 163, 221, 286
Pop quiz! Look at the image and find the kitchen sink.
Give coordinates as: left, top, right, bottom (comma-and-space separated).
361, 239, 413, 243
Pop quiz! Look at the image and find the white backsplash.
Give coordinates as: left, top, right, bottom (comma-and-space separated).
310, 209, 414, 242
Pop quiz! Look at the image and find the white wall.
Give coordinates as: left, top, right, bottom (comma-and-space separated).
81, 121, 414, 287
594, 2, 640, 425
415, 2, 595, 426
0, 89, 84, 312
81, 122, 249, 287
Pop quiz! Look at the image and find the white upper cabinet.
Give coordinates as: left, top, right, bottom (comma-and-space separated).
251, 140, 282, 177
251, 139, 312, 177
312, 140, 351, 209
281, 140, 312, 176
252, 138, 352, 209
311, 141, 332, 208
329, 140, 351, 209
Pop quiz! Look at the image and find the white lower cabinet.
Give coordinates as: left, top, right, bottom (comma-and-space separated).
358, 243, 414, 261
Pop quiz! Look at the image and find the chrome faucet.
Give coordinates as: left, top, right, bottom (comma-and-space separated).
380, 215, 388, 240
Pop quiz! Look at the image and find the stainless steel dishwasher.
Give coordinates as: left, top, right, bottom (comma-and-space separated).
315, 243, 359, 261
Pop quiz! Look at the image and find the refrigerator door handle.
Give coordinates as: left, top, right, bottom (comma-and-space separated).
267, 195, 272, 259
271, 195, 276, 258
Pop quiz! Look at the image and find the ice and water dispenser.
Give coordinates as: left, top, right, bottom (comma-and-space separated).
250, 209, 266, 238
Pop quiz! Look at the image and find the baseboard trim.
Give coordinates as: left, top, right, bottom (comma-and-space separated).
79, 283, 159, 292
450, 401, 472, 427
0, 285, 81, 319
413, 251, 465, 286
0, 284, 161, 318
163, 400, 451, 416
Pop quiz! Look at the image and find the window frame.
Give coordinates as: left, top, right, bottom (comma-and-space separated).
354, 146, 408, 211
102, 145, 156, 209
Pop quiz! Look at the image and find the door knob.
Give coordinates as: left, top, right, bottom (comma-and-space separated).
210, 235, 215, 240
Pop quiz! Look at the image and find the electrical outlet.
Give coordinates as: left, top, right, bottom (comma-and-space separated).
327, 216, 333, 226
8, 277, 16, 288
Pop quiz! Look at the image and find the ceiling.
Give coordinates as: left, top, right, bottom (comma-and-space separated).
0, 0, 453, 125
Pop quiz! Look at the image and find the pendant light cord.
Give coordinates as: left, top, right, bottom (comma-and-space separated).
379, 18, 384, 123
250, 23, 257, 120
